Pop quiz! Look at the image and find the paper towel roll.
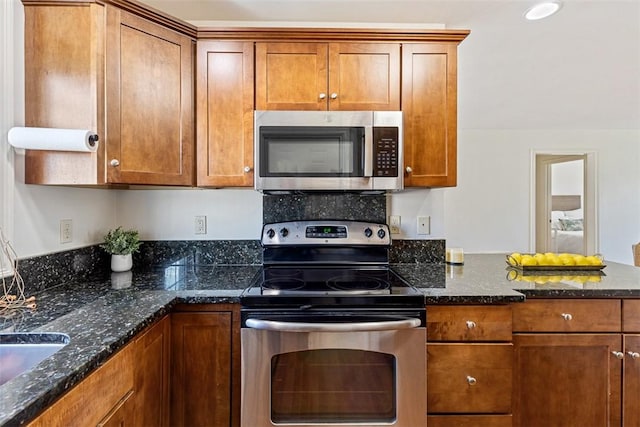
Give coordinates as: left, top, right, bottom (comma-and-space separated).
8, 127, 99, 152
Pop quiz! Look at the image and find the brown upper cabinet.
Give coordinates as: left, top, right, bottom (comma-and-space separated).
196, 41, 255, 187
402, 43, 459, 187
255, 42, 401, 111
23, 1, 195, 186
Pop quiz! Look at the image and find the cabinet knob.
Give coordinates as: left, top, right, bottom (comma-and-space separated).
466, 376, 477, 386
243, 166, 252, 173
319, 93, 326, 99
466, 320, 477, 329
628, 351, 640, 359
110, 159, 120, 167
612, 351, 625, 359
405, 166, 413, 174
561, 313, 573, 321
330, 93, 338, 99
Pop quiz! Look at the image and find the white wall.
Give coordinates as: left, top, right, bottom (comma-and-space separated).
115, 188, 262, 240
444, 129, 640, 264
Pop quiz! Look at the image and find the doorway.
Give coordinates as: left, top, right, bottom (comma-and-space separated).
533, 152, 597, 254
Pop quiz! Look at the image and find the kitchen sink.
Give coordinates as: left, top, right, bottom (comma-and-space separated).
0, 332, 70, 386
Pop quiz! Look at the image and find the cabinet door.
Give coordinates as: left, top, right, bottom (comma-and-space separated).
402, 43, 458, 187
513, 334, 621, 427
428, 343, 512, 414
97, 390, 135, 427
328, 43, 400, 111
256, 42, 328, 110
106, 7, 194, 185
134, 316, 170, 427
171, 308, 240, 427
28, 342, 135, 426
196, 41, 254, 187
624, 334, 640, 427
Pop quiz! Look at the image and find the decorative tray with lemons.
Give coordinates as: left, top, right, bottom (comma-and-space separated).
506, 252, 605, 271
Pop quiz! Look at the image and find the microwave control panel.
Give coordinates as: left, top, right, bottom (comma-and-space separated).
372, 127, 399, 177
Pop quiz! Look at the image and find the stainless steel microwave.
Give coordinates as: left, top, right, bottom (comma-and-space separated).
254, 110, 403, 192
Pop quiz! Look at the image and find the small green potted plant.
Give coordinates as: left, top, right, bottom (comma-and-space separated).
101, 227, 142, 272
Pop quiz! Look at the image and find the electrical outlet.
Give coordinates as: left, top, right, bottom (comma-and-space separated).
389, 215, 401, 234
194, 215, 207, 235
60, 219, 72, 243
417, 216, 430, 235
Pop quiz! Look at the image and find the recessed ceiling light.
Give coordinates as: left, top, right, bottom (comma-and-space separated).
525, 2, 562, 20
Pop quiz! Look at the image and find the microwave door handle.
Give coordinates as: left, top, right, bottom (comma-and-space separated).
364, 126, 373, 177
245, 318, 420, 332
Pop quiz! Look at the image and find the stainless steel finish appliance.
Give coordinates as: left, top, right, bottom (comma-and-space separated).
254, 111, 403, 192
241, 220, 426, 427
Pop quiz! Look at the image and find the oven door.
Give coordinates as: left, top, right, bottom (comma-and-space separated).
241, 314, 426, 427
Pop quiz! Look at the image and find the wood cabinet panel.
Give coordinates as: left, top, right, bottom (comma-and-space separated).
256, 42, 399, 111
427, 305, 512, 342
402, 43, 458, 187
624, 334, 640, 427
256, 42, 328, 111
196, 41, 254, 186
170, 305, 241, 427
327, 43, 400, 110
513, 333, 621, 427
28, 341, 135, 426
106, 7, 194, 185
134, 316, 170, 427
427, 343, 512, 414
427, 414, 512, 427
24, 3, 105, 185
623, 299, 640, 332
512, 299, 621, 332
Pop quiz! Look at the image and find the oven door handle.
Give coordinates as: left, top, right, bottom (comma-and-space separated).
245, 317, 421, 332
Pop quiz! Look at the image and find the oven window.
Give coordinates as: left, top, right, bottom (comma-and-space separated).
260, 126, 365, 176
271, 349, 396, 423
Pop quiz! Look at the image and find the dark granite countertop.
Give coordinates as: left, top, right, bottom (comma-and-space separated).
1, 255, 639, 426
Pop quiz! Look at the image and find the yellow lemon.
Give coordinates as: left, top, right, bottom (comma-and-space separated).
573, 255, 589, 266
521, 255, 537, 266
560, 256, 576, 266
509, 252, 523, 266
585, 255, 603, 266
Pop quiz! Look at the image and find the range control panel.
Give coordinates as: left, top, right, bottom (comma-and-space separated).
262, 221, 391, 246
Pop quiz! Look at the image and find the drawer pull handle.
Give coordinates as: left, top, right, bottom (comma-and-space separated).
466, 376, 477, 386
466, 320, 477, 329
110, 159, 120, 167
561, 313, 573, 321
319, 93, 327, 99
612, 351, 624, 359
243, 166, 252, 173
628, 351, 640, 359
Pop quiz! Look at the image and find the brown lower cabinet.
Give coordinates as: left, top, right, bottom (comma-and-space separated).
512, 299, 630, 427
27, 315, 170, 427
170, 304, 241, 427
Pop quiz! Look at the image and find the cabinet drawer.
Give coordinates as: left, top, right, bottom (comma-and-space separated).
427, 343, 512, 414
512, 299, 621, 332
427, 414, 512, 427
427, 305, 512, 341
623, 299, 640, 332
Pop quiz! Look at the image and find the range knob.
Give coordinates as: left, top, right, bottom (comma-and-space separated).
280, 228, 289, 238
364, 227, 373, 238
266, 228, 276, 239
377, 229, 386, 239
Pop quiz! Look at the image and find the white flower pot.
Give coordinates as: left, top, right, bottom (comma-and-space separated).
111, 270, 133, 289
111, 254, 133, 272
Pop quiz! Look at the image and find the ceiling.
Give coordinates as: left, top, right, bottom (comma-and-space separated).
142, 0, 640, 130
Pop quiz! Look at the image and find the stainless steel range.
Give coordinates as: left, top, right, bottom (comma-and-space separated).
240, 220, 426, 427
